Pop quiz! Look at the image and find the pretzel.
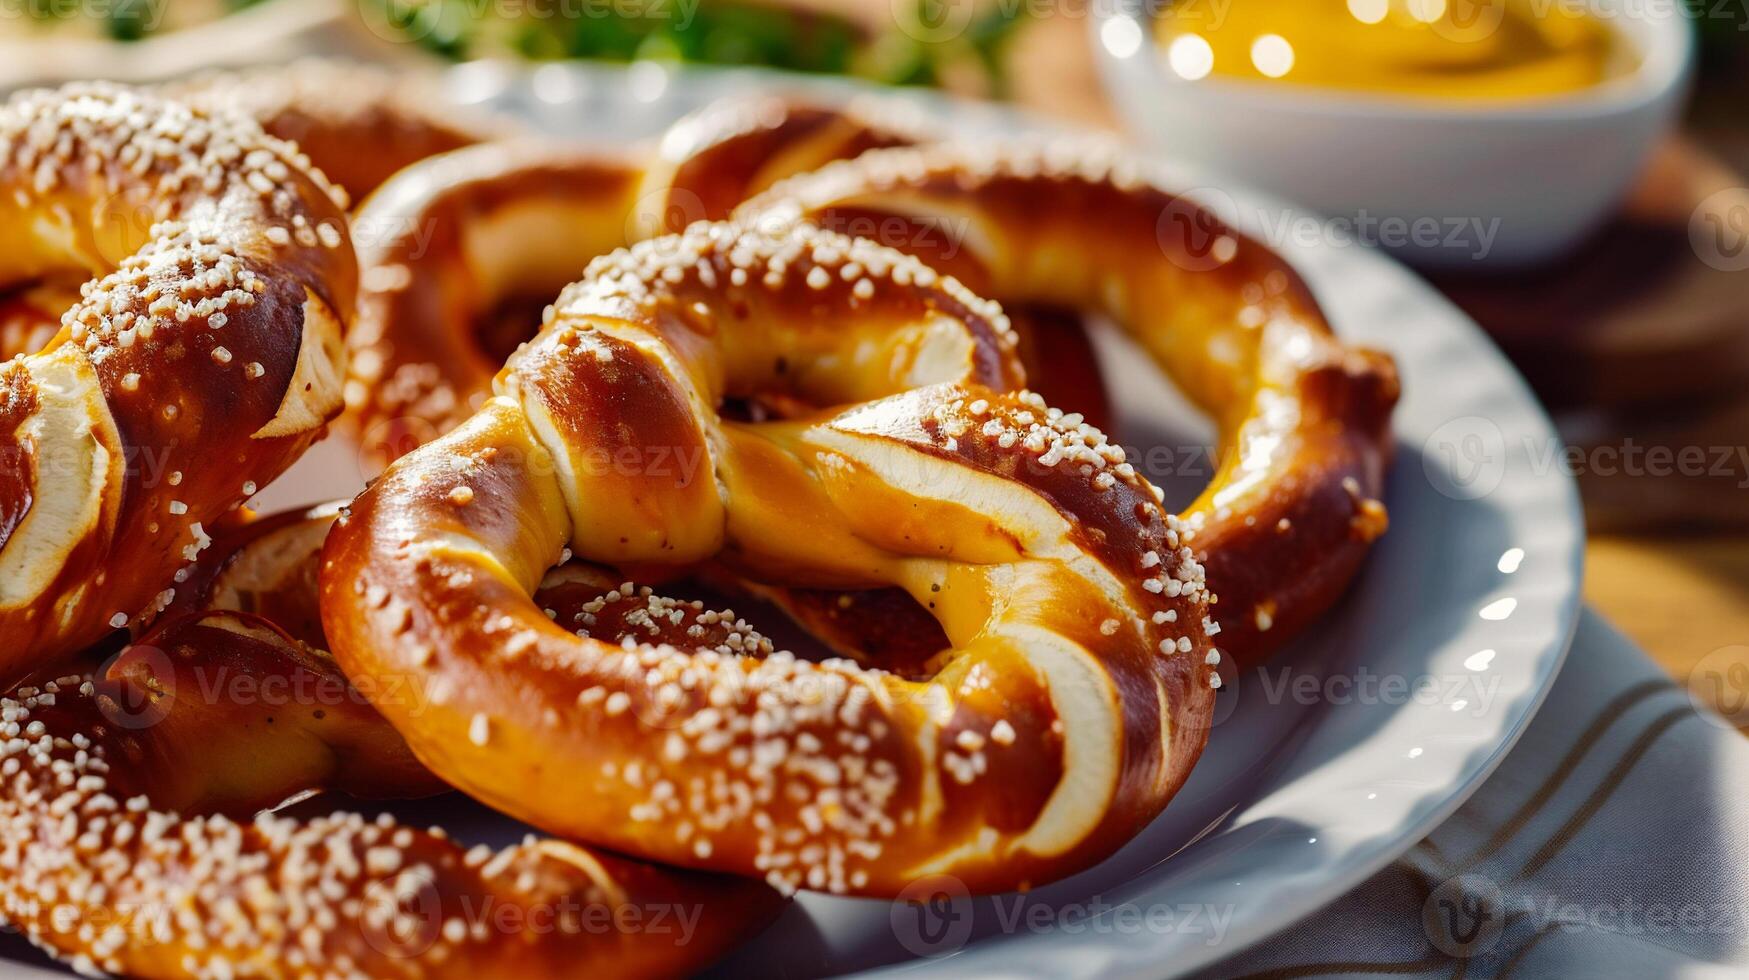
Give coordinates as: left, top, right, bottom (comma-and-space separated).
737, 143, 1400, 666
0, 675, 782, 978
0, 503, 784, 977
348, 96, 1109, 466
164, 59, 515, 204
136, 503, 443, 808
320, 220, 1219, 896
0, 83, 357, 674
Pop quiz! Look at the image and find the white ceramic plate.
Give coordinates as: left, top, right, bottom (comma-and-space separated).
3, 63, 1583, 978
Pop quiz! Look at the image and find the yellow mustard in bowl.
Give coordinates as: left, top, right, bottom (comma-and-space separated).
1154, 0, 1637, 100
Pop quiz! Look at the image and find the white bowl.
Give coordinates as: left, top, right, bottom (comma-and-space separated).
1091, 0, 1694, 268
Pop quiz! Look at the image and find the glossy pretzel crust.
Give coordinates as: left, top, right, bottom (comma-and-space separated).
0, 677, 781, 979
0, 504, 784, 978
345, 96, 1110, 468
0, 83, 357, 676
739, 140, 1400, 665
321, 221, 1220, 896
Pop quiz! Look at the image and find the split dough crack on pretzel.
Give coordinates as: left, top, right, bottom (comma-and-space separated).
0, 82, 357, 674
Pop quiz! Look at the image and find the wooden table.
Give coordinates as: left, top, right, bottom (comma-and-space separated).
993, 13, 1749, 705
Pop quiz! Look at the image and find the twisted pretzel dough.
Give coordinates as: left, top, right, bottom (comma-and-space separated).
0, 503, 783, 977
0, 83, 357, 674
739, 142, 1400, 665
347, 96, 1109, 466
322, 220, 1219, 896
0, 676, 782, 979
159, 503, 806, 808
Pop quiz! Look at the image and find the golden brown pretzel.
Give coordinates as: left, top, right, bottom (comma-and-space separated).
347, 96, 1110, 467
347, 143, 647, 463
321, 220, 1219, 896
738, 142, 1399, 666
164, 59, 515, 204
631, 94, 927, 234
0, 503, 784, 977
0, 675, 782, 978
153, 503, 814, 809
0, 82, 357, 675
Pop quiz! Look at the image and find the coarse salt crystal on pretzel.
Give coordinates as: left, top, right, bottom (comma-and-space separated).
320, 219, 1217, 896
0, 82, 356, 675
0, 678, 782, 978
0, 502, 783, 977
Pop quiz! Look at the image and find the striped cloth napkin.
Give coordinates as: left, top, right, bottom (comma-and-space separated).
1200, 609, 1749, 979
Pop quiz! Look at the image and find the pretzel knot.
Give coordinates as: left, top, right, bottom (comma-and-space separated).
321, 219, 1220, 896
0, 83, 357, 673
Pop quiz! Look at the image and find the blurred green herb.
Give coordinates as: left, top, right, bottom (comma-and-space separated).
362, 0, 1027, 93
20, 0, 1026, 91
104, 0, 153, 40
24, 0, 269, 39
